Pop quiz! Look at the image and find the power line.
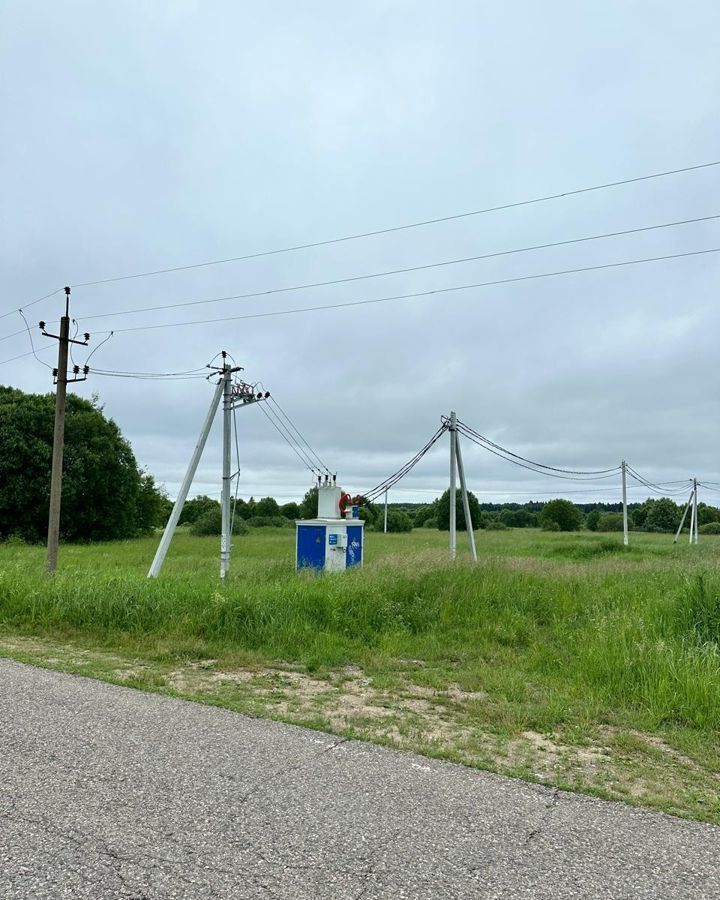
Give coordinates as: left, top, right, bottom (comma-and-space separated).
365, 426, 448, 501
267, 396, 332, 475
75, 213, 720, 324
0, 287, 64, 323
256, 402, 322, 475
69, 159, 720, 288
92, 245, 720, 337
0, 327, 28, 345
17, 309, 53, 370
457, 425, 622, 482
457, 420, 620, 476
625, 466, 691, 495
4, 243, 716, 361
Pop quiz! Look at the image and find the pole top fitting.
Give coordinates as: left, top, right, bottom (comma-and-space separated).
64, 286, 71, 296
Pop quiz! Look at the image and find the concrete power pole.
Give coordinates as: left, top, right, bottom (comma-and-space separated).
449, 411, 457, 560
621, 460, 629, 547
147, 354, 266, 580
148, 375, 225, 578
383, 489, 388, 534
673, 488, 694, 544
220, 363, 233, 579
44, 287, 89, 574
455, 426, 477, 562
689, 478, 697, 545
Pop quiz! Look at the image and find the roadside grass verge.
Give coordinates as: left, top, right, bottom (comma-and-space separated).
1, 529, 719, 823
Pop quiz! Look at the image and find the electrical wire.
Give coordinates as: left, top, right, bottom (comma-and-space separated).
625, 465, 692, 496
17, 309, 53, 370
0, 326, 27, 345
0, 287, 64, 322
83, 331, 115, 368
69, 159, 720, 288
365, 426, 448, 501
97, 246, 720, 336
456, 420, 620, 476
89, 364, 208, 379
91, 371, 208, 381
0, 345, 55, 367
267, 396, 332, 475
456, 425, 622, 482
75, 213, 720, 324
256, 402, 323, 475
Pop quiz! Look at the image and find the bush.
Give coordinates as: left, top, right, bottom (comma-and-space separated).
597, 512, 624, 532
246, 516, 293, 528
190, 508, 249, 536
382, 510, 413, 533
700, 522, 720, 535
585, 509, 600, 532
486, 520, 508, 530
499, 508, 535, 528
542, 520, 561, 532
422, 517, 438, 529
539, 499, 582, 532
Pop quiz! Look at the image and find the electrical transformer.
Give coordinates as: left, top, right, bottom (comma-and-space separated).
295, 483, 364, 573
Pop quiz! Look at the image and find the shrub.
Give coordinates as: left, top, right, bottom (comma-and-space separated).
246, 515, 293, 528
423, 517, 438, 529
699, 522, 720, 535
597, 512, 624, 532
499, 508, 535, 528
382, 510, 413, 533
486, 520, 508, 530
539, 499, 582, 532
541, 520, 561, 532
585, 509, 600, 532
190, 508, 249, 536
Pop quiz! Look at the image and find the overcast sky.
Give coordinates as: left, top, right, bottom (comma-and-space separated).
1, 1, 719, 508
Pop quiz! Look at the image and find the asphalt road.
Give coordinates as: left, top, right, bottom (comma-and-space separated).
1, 658, 719, 899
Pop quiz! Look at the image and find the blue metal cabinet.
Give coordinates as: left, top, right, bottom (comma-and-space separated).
296, 524, 326, 571
346, 525, 363, 568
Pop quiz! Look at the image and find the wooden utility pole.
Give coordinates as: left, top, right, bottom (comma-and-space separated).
44, 287, 88, 573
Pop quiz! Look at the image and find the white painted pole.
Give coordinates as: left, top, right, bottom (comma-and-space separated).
621, 460, 629, 546
384, 489, 388, 534
148, 377, 224, 578
220, 366, 233, 579
689, 479, 696, 545
674, 490, 694, 543
449, 411, 457, 560
693, 478, 699, 545
455, 428, 477, 562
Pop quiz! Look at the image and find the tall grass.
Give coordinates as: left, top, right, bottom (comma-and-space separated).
1, 529, 719, 731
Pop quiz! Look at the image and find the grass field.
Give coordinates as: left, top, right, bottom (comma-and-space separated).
1, 527, 719, 823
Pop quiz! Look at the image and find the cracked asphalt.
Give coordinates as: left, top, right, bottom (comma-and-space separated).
2, 659, 720, 899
